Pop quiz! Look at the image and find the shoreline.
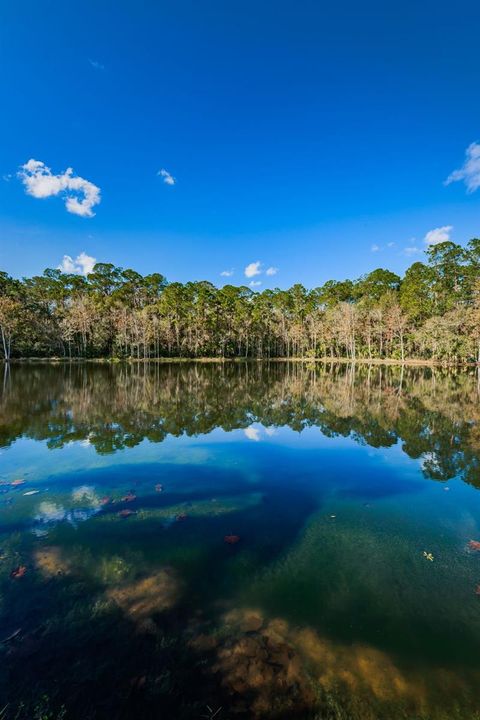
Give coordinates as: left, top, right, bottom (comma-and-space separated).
2, 356, 479, 368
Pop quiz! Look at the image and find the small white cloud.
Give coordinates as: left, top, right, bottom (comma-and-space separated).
266, 266, 278, 276
371, 244, 380, 252
264, 427, 276, 436
58, 256, 76, 273
220, 269, 234, 277
387, 242, 395, 247
58, 251, 96, 276
18, 159, 101, 217
88, 59, 105, 71
445, 142, 480, 193
2, 173, 12, 182
244, 427, 260, 441
424, 225, 453, 246
158, 168, 176, 186
404, 246, 420, 256
245, 261, 262, 278
76, 252, 96, 274
249, 280, 262, 287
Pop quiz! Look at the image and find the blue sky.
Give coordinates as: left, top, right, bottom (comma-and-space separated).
1, 0, 479, 288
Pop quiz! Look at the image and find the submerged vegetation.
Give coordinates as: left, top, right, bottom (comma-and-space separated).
2, 238, 480, 362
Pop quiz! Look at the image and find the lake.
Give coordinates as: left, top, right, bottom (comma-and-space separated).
1, 361, 480, 720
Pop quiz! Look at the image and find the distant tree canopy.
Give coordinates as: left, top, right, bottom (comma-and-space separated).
1, 239, 480, 361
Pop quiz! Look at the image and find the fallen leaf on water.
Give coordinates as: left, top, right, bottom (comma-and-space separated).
10, 565, 27, 579
423, 551, 434, 562
118, 509, 136, 519
100, 496, 112, 505
475, 585, 480, 596
11, 479, 25, 487
23, 490, 39, 496
175, 513, 187, 522
224, 535, 240, 545
122, 492, 137, 503
155, 484, 163, 493
468, 540, 480, 551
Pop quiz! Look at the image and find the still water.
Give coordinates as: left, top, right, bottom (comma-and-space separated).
1, 361, 480, 720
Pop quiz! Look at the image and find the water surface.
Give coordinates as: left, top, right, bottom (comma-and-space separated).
1, 362, 480, 720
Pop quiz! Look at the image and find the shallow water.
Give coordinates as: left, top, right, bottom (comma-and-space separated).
1, 362, 480, 719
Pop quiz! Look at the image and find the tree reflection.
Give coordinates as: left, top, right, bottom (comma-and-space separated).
1, 361, 480, 485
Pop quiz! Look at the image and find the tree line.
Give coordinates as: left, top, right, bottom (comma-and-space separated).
1, 238, 480, 361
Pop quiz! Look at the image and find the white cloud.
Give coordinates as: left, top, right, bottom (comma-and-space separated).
18, 159, 101, 217
387, 242, 395, 247
264, 427, 276, 436
424, 225, 453, 246
89, 59, 105, 71
220, 269, 234, 277
244, 261, 277, 278
245, 261, 262, 278
76, 252, 96, 274
371, 244, 380, 252
445, 142, 480, 193
158, 168, 176, 185
58, 256, 76, 273
244, 427, 260, 441
404, 246, 420, 256
58, 252, 96, 276
249, 280, 262, 287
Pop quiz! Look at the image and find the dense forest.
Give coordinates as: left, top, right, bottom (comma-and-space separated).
1, 238, 480, 362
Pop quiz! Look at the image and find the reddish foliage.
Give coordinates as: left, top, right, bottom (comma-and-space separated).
11, 479, 25, 487
10, 565, 27, 579
224, 535, 240, 545
100, 496, 112, 505
469, 540, 480, 551
476, 585, 480, 596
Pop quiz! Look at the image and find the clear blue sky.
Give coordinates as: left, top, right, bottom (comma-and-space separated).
1, 0, 479, 288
